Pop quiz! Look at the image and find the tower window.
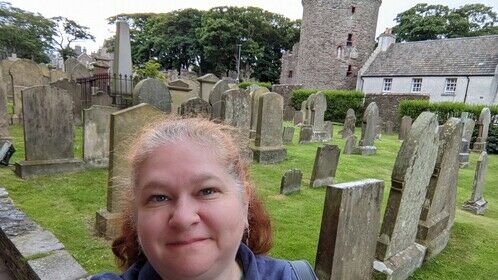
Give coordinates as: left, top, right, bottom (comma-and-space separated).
346, 65, 352, 76
336, 46, 343, 59
351, 6, 356, 14
288, 70, 293, 78
347, 34, 353, 46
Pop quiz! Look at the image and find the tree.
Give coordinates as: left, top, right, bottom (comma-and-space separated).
393, 3, 498, 42
51, 16, 95, 60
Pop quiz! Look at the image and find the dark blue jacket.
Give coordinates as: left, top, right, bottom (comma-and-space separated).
91, 243, 299, 280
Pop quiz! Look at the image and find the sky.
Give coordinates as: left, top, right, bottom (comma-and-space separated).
6, 0, 498, 54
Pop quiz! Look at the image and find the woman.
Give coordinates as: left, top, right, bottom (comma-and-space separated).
92, 117, 316, 280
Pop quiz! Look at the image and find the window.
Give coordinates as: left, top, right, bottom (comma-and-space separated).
336, 46, 343, 59
383, 78, 392, 92
346, 65, 352, 76
351, 6, 356, 14
411, 78, 422, 92
445, 78, 457, 94
347, 34, 353, 46
288, 70, 293, 78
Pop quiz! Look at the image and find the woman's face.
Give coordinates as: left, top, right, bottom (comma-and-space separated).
134, 140, 248, 279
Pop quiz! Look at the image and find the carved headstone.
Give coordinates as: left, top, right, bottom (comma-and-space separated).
83, 105, 117, 168
353, 102, 379, 155
299, 125, 313, 144
168, 79, 196, 114
462, 151, 488, 215
221, 89, 250, 130
417, 117, 462, 261
179, 97, 211, 119
316, 179, 384, 280
310, 145, 340, 188
250, 92, 287, 164
282, 127, 295, 145
14, 85, 83, 178
280, 169, 302, 195
472, 107, 491, 152
50, 78, 83, 125
197, 73, 219, 101
249, 87, 270, 136
373, 112, 439, 280
398, 116, 413, 140
133, 78, 172, 113
341, 108, 356, 139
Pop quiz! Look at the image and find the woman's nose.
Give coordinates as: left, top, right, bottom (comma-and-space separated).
168, 198, 200, 230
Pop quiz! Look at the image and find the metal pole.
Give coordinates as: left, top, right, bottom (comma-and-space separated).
236, 43, 242, 82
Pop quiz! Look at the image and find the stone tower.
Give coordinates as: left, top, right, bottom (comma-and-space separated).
285, 0, 381, 90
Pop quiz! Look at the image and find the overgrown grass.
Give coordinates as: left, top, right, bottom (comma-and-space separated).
1, 122, 497, 278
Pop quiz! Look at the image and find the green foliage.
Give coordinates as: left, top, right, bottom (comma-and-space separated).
291, 89, 364, 123
238, 81, 272, 90
393, 3, 498, 42
51, 16, 95, 61
133, 60, 165, 82
487, 125, 498, 154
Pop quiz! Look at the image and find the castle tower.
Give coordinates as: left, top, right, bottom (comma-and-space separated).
295, 0, 381, 90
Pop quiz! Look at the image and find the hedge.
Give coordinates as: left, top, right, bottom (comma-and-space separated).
291, 89, 364, 123
399, 100, 498, 154
238, 81, 272, 90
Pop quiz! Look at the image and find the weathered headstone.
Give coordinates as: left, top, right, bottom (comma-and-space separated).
280, 169, 302, 195
324, 121, 333, 141
417, 117, 462, 261
49, 69, 67, 82
384, 121, 394, 134
472, 107, 491, 152
299, 125, 313, 144
96, 103, 164, 239
374, 112, 439, 280
50, 78, 83, 125
112, 21, 133, 93
310, 145, 340, 188
14, 85, 84, 178
341, 108, 356, 139
250, 92, 287, 164
133, 78, 172, 113
0, 70, 12, 144
282, 127, 295, 145
272, 84, 303, 121
459, 117, 475, 168
462, 151, 488, 215
168, 79, 196, 114
398, 116, 413, 140
83, 105, 117, 168
353, 102, 379, 155
221, 89, 250, 130
209, 80, 231, 121
179, 97, 211, 119
64, 57, 79, 74
294, 111, 304, 125
301, 100, 309, 125
308, 93, 328, 141
316, 179, 384, 280
249, 87, 270, 137
69, 63, 92, 80
343, 134, 356, 155
197, 73, 219, 101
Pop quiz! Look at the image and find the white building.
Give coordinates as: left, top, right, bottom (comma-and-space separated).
357, 33, 498, 105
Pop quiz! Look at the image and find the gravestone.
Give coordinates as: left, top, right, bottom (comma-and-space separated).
96, 104, 164, 239
294, 111, 304, 125
14, 85, 84, 178
168, 79, 196, 114
0, 72, 11, 144
249, 87, 270, 137
310, 145, 340, 188
83, 106, 117, 168
307, 93, 328, 141
316, 179, 384, 280
221, 89, 250, 130
301, 100, 309, 125
462, 151, 488, 215
133, 78, 172, 113
209, 80, 231, 121
353, 102, 379, 155
64, 57, 79, 73
459, 118, 475, 168
282, 127, 295, 145
374, 112, 439, 280
299, 125, 313, 144
341, 108, 356, 139
384, 121, 394, 134
197, 73, 219, 101
417, 117, 461, 261
250, 92, 287, 164
113, 21, 133, 93
343, 135, 356, 155
398, 116, 413, 140
49, 69, 67, 82
179, 97, 211, 119
69, 63, 92, 80
50, 78, 83, 125
472, 107, 491, 152
9, 59, 45, 124
272, 84, 303, 121
280, 169, 302, 195
324, 121, 333, 141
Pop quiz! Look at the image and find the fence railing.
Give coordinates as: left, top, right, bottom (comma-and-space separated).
76, 73, 134, 109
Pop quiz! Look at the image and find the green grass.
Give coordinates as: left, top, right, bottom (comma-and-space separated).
1, 123, 497, 278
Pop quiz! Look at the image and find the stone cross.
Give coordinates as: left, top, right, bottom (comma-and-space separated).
133, 78, 172, 113
179, 97, 211, 119
398, 116, 413, 140
310, 144, 340, 188
250, 92, 287, 164
462, 151, 488, 215
354, 102, 379, 155
374, 112, 439, 280
315, 179, 384, 280
83, 105, 117, 168
282, 127, 295, 145
417, 117, 461, 261
472, 107, 491, 152
280, 169, 302, 195
341, 108, 356, 139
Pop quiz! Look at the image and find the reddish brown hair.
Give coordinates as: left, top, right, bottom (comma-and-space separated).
111, 117, 273, 270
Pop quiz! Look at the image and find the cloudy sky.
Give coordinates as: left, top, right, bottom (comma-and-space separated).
7, 0, 498, 53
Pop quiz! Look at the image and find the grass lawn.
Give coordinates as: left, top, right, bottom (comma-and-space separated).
1, 122, 497, 278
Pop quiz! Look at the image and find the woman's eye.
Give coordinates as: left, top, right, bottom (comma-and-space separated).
150, 195, 168, 203
199, 188, 217, 196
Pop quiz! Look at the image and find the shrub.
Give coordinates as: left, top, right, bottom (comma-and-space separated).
291, 89, 364, 123
238, 81, 272, 90
487, 125, 498, 154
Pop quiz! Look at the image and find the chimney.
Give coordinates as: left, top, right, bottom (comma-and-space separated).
377, 28, 396, 52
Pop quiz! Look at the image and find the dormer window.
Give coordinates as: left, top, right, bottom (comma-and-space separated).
347, 34, 353, 46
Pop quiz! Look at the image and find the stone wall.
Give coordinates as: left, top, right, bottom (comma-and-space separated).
0, 187, 89, 279
272, 84, 303, 121
364, 93, 430, 132
279, 43, 300, 84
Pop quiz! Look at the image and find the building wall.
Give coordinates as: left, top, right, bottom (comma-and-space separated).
279, 43, 300, 84
361, 76, 497, 104
296, 0, 381, 90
